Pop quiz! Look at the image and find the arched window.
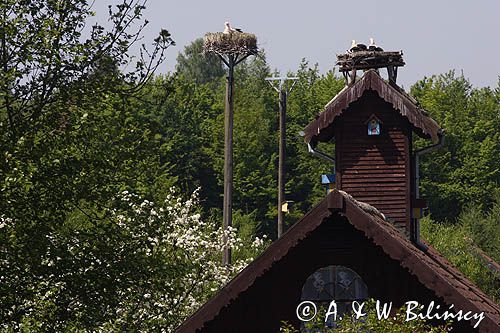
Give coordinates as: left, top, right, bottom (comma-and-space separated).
300, 265, 368, 331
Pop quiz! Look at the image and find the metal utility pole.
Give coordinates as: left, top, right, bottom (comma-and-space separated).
265, 76, 298, 238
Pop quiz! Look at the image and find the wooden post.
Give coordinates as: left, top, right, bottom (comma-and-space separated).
203, 31, 257, 267
213, 53, 253, 266
265, 76, 298, 238
387, 65, 398, 84
223, 56, 234, 266
277, 89, 286, 238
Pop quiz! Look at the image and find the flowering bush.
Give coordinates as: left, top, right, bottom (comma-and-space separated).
0, 189, 267, 332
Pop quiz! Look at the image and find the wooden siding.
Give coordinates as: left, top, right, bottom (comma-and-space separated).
336, 91, 410, 229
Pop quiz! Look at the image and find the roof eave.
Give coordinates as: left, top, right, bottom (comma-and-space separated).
304, 70, 443, 144
175, 190, 499, 332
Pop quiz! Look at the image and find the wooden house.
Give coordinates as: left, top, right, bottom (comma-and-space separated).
176, 66, 500, 332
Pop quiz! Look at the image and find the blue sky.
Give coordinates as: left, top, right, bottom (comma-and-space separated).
93, 1, 500, 89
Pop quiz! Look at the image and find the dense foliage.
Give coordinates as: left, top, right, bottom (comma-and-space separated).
0, 1, 498, 331
411, 72, 500, 221
421, 191, 500, 301
1, 189, 265, 331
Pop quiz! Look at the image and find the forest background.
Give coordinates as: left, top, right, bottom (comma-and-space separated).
0, 1, 498, 331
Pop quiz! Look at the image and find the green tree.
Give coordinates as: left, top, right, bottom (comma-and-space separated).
284, 61, 344, 224
176, 38, 225, 84
421, 192, 500, 301
411, 71, 500, 221
170, 55, 346, 236
0, 0, 173, 143
133, 74, 223, 207
0, 0, 175, 330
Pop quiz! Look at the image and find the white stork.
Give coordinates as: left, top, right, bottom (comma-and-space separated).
349, 40, 367, 53
368, 38, 384, 52
223, 21, 243, 34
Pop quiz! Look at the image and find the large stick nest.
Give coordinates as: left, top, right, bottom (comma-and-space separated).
336, 51, 405, 72
203, 32, 258, 55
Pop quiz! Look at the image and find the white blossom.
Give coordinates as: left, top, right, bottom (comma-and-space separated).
2, 188, 268, 332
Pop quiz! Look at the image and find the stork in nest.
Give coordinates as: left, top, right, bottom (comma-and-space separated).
368, 38, 384, 52
349, 40, 367, 53
223, 21, 243, 34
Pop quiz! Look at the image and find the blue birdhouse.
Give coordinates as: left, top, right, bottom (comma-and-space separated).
321, 174, 336, 194
365, 114, 382, 136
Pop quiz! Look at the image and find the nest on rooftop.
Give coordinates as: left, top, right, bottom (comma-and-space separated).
336, 50, 405, 72
203, 32, 258, 55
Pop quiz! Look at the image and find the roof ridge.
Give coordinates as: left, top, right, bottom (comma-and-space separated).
176, 190, 499, 332
304, 70, 442, 144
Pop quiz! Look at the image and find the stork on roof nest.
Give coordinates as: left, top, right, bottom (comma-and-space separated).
337, 39, 404, 85
349, 40, 367, 53
349, 38, 384, 53
368, 38, 384, 52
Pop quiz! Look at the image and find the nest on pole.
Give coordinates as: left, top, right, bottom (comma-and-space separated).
203, 32, 258, 56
